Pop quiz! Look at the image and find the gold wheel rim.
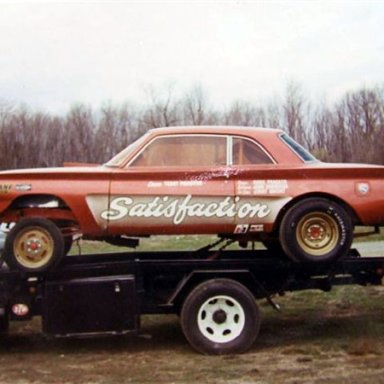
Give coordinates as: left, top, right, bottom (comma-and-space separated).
296, 212, 339, 257
14, 226, 54, 269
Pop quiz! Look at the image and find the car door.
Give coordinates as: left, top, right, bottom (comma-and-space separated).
104, 134, 237, 236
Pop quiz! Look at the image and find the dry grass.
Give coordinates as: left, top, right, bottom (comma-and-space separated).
0, 285, 383, 383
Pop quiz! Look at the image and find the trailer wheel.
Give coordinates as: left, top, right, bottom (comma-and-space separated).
180, 279, 260, 355
279, 198, 353, 263
3, 217, 65, 273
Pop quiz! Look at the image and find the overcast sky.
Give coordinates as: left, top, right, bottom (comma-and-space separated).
1, 0, 384, 113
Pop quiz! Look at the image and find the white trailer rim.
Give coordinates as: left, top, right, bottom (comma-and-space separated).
197, 295, 245, 343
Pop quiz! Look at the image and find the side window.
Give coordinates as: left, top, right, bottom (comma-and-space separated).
233, 137, 273, 165
130, 135, 227, 167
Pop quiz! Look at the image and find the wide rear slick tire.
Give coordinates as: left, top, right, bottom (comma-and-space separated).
180, 279, 260, 355
279, 198, 353, 263
3, 217, 65, 273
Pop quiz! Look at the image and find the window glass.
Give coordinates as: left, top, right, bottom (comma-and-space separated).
280, 133, 317, 162
232, 137, 273, 165
105, 132, 150, 167
130, 135, 227, 167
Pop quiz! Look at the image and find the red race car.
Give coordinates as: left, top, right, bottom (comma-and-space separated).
0, 126, 383, 272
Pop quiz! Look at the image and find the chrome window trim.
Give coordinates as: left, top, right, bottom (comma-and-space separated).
105, 131, 151, 167
128, 133, 276, 167
278, 133, 317, 163
227, 135, 233, 166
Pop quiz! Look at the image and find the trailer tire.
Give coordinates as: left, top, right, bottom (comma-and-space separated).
3, 217, 65, 273
180, 278, 260, 355
279, 198, 353, 263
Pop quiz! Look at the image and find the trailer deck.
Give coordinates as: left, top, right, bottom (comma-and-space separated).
0, 248, 383, 354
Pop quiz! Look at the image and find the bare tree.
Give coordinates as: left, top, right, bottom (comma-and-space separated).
0, 83, 383, 170
96, 102, 139, 162
141, 85, 180, 128
182, 85, 209, 125
223, 100, 267, 127
282, 82, 310, 146
64, 104, 95, 163
310, 104, 334, 161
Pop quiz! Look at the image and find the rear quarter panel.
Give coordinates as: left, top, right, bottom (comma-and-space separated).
233, 164, 384, 226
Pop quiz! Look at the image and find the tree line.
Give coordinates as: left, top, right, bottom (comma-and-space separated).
0, 83, 383, 170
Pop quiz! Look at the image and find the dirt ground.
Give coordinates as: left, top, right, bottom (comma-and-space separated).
0, 285, 383, 384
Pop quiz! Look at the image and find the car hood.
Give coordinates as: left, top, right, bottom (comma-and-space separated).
0, 165, 111, 176
0, 165, 111, 179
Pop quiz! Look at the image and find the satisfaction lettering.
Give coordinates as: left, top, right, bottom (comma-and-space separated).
101, 195, 271, 225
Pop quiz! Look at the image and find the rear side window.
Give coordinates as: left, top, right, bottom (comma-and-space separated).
232, 137, 273, 165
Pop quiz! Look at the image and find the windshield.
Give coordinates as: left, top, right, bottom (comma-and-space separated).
280, 133, 317, 162
105, 132, 151, 167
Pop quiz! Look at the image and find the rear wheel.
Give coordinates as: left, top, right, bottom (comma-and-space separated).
3, 217, 65, 273
279, 198, 353, 262
180, 279, 260, 355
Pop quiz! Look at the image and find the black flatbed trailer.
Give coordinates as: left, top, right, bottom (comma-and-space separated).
0, 248, 383, 354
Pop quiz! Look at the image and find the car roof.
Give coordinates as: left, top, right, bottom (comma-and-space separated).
148, 126, 283, 137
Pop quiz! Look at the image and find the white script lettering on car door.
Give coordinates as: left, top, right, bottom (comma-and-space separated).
100, 195, 271, 225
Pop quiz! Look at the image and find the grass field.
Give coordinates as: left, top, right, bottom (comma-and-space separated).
1, 285, 383, 383
69, 226, 384, 255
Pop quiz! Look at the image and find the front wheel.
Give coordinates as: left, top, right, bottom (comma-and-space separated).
3, 217, 65, 273
180, 279, 261, 355
279, 198, 353, 263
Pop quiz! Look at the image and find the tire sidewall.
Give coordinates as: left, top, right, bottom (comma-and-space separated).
280, 198, 353, 262
181, 279, 260, 355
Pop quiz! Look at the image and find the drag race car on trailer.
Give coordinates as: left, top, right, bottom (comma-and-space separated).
0, 126, 384, 273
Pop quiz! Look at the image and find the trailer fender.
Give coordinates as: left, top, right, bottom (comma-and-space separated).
167, 268, 279, 311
